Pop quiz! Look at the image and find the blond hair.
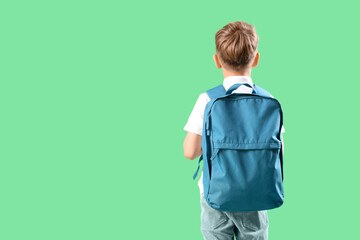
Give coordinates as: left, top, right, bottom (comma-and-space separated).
215, 21, 259, 72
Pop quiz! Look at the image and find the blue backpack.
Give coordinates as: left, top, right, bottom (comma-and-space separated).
193, 83, 284, 212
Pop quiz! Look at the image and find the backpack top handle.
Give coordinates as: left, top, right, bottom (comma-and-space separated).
225, 83, 257, 95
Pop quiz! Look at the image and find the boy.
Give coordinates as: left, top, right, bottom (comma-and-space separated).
183, 21, 285, 240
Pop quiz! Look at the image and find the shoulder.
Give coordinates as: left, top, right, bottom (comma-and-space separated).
200, 92, 211, 103
189, 92, 210, 113
193, 92, 210, 105
254, 84, 273, 97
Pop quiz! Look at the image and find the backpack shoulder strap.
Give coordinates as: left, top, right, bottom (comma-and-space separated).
206, 84, 226, 100
192, 84, 225, 181
253, 83, 272, 97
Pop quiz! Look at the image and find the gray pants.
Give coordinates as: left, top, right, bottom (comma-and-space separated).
200, 193, 268, 240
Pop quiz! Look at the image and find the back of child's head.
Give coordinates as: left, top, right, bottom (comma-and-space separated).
215, 21, 259, 72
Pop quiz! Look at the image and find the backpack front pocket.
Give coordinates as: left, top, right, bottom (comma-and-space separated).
207, 144, 283, 212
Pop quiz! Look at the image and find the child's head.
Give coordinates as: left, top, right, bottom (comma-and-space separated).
214, 21, 259, 74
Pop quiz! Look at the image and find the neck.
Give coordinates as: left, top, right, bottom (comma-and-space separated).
222, 67, 252, 79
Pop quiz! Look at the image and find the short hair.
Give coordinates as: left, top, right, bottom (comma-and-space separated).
215, 21, 259, 72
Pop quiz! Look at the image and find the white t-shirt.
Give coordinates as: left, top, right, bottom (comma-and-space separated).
183, 76, 285, 195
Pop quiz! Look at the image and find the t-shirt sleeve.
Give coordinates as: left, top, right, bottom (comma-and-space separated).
183, 93, 208, 136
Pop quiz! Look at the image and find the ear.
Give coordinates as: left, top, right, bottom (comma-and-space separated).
213, 54, 222, 69
252, 52, 260, 68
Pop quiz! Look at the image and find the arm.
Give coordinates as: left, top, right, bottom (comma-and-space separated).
183, 132, 202, 160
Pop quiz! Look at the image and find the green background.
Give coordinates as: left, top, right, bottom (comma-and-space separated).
0, 0, 359, 239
